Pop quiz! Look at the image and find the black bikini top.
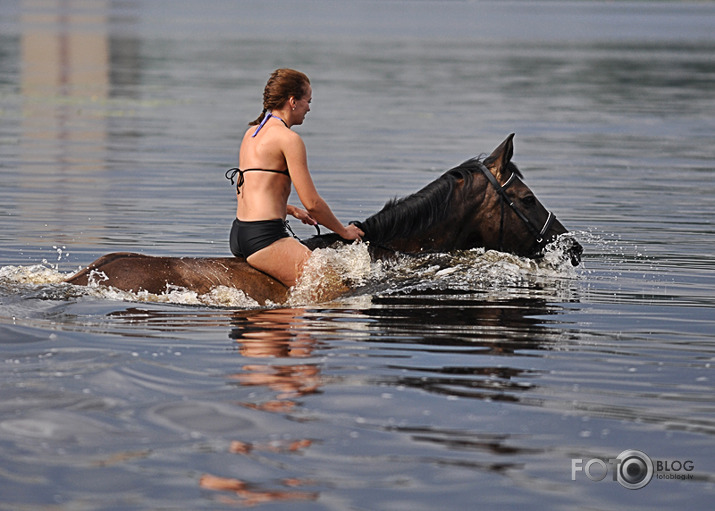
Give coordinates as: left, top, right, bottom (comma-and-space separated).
225, 167, 290, 194
226, 112, 292, 194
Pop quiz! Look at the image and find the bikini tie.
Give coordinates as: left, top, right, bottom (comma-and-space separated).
224, 167, 245, 191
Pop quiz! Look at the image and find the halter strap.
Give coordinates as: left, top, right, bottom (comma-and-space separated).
478, 163, 554, 253
252, 112, 288, 137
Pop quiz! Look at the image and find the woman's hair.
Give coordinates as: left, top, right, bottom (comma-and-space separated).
249, 68, 310, 126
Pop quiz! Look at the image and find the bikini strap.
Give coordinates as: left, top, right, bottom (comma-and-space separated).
252, 112, 288, 137
225, 167, 289, 194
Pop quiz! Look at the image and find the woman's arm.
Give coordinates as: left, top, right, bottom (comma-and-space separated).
283, 133, 363, 240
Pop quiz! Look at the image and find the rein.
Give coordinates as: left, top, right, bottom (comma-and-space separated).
478, 163, 555, 254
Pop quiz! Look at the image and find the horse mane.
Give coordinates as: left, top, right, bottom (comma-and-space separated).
359, 157, 522, 245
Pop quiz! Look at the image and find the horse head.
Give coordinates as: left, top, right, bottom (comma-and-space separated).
464, 134, 582, 265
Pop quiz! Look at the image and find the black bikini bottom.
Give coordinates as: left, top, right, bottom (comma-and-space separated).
230, 218, 291, 258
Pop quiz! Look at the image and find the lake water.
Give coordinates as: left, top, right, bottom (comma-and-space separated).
1, 0, 714, 509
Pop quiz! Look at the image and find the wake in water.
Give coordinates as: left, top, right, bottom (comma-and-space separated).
0, 236, 580, 309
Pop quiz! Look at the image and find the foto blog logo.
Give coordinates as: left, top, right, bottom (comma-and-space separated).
571, 449, 695, 490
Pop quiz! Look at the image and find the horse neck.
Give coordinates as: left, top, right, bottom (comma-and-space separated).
387, 220, 464, 253
361, 167, 487, 253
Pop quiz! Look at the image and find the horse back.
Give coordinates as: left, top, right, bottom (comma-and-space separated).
64, 252, 288, 304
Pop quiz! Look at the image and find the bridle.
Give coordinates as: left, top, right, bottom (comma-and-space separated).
478, 162, 555, 255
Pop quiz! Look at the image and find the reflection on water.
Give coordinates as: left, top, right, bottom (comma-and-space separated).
199, 308, 322, 505
229, 308, 323, 412
366, 296, 565, 403
19, 0, 110, 246
195, 300, 570, 504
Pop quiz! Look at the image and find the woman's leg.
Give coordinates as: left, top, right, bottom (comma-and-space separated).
246, 237, 312, 287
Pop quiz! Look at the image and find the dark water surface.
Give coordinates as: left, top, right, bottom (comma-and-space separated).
1, 1, 714, 509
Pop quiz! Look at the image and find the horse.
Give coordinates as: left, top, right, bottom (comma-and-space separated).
65, 134, 582, 304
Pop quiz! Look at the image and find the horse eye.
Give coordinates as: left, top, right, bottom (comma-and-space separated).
521, 195, 536, 207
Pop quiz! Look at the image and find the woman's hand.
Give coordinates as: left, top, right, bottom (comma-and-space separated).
341, 223, 364, 241
288, 205, 317, 226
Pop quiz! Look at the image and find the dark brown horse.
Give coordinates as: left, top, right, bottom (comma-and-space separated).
65, 135, 582, 304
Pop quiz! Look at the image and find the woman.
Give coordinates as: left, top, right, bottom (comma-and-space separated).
227, 68, 363, 287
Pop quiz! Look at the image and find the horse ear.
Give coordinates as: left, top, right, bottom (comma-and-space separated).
486, 133, 515, 181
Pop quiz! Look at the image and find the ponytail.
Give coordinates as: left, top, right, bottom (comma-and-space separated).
249, 108, 267, 127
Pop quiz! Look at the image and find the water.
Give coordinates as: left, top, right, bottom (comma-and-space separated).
1, 0, 714, 509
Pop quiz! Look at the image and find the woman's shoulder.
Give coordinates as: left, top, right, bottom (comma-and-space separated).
240, 123, 304, 156
241, 126, 256, 141
278, 128, 305, 152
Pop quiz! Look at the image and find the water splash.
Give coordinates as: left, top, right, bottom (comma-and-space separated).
0, 264, 67, 286
288, 242, 382, 305
0, 263, 261, 308
287, 236, 580, 303
52, 245, 69, 262
359, 237, 579, 296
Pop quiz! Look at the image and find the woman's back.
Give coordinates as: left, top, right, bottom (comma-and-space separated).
235, 119, 293, 222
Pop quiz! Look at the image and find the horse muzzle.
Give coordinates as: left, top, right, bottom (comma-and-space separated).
538, 234, 582, 266
532, 213, 582, 267
562, 236, 583, 266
